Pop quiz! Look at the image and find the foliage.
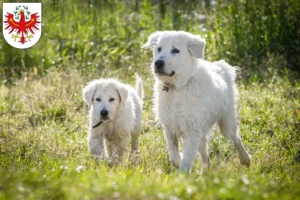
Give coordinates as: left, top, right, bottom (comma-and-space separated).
207, 0, 300, 76
1, 0, 298, 81
0, 0, 202, 81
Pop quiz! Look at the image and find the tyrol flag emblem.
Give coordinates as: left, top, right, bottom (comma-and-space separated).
2, 3, 42, 49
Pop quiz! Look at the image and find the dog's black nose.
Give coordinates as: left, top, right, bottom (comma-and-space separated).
155, 60, 165, 69
100, 109, 108, 117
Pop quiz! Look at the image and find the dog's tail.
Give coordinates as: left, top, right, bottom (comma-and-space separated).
135, 73, 144, 100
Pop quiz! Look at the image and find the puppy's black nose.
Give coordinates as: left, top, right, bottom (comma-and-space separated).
155, 60, 165, 69
100, 109, 108, 117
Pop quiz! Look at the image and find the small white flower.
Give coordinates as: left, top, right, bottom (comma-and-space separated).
76, 165, 85, 173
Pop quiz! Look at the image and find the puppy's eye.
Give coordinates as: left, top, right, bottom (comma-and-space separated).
109, 98, 115, 102
157, 47, 162, 52
171, 48, 180, 54
95, 98, 101, 102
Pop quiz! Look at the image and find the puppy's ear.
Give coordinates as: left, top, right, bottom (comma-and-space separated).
116, 85, 128, 107
188, 34, 206, 59
82, 81, 96, 108
142, 31, 162, 49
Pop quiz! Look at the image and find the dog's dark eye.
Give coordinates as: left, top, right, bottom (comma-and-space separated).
157, 47, 162, 52
95, 98, 101, 102
171, 48, 180, 54
109, 98, 115, 102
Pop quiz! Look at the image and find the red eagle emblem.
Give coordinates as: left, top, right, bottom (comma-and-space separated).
4, 7, 40, 44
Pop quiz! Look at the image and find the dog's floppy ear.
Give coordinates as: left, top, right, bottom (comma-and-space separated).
82, 81, 96, 108
187, 34, 206, 59
142, 31, 162, 49
116, 85, 128, 107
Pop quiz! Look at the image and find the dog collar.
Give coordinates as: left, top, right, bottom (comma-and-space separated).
93, 121, 103, 129
162, 83, 173, 92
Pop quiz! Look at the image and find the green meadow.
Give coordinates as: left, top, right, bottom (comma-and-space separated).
0, 0, 299, 199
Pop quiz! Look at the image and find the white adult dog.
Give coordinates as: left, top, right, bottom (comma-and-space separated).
142, 31, 251, 173
82, 74, 143, 164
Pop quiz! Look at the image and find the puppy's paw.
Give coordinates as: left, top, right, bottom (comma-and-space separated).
239, 153, 251, 167
108, 160, 114, 168
108, 155, 118, 168
170, 153, 182, 169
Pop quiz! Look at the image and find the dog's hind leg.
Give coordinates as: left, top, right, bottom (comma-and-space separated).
129, 130, 140, 162
130, 127, 140, 155
232, 134, 251, 167
218, 110, 251, 167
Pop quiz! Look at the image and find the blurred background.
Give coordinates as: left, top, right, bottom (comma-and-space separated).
1, 0, 299, 82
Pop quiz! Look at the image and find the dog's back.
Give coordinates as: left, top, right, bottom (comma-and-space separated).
212, 60, 239, 101
213, 60, 237, 86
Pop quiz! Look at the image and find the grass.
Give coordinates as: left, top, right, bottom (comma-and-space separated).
1, 0, 300, 199
0, 68, 299, 199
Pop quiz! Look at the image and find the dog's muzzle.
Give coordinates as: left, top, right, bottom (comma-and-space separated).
155, 69, 176, 77
155, 59, 165, 70
100, 109, 108, 118
154, 60, 175, 77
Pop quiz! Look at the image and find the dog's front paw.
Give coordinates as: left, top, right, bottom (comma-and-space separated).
108, 160, 114, 168
170, 153, 182, 169
239, 153, 251, 167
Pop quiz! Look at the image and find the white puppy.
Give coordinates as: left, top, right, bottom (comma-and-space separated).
142, 31, 251, 173
82, 74, 143, 164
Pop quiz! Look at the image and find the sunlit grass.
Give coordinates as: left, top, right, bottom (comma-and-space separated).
0, 70, 299, 199
0, 0, 299, 199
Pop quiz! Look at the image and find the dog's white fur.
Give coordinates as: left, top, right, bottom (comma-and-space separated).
143, 31, 251, 173
82, 74, 143, 164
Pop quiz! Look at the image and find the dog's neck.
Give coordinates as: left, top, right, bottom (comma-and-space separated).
161, 74, 196, 92
158, 67, 198, 92
161, 75, 191, 92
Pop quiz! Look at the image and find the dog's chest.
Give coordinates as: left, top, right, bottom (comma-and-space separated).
97, 122, 124, 140
158, 88, 201, 127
